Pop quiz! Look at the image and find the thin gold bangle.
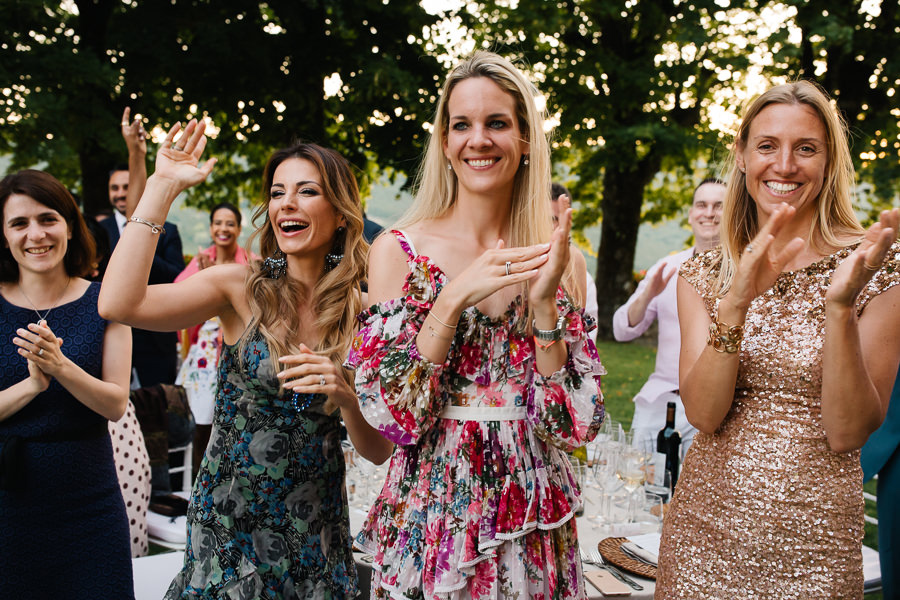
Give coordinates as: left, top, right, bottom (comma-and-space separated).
427, 324, 454, 341
430, 311, 457, 330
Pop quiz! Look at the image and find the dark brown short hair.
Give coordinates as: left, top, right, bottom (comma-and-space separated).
0, 169, 97, 281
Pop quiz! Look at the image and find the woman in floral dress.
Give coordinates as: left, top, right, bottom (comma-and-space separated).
347, 51, 605, 599
101, 119, 392, 599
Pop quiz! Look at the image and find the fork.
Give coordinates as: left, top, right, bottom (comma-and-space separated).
590, 549, 644, 591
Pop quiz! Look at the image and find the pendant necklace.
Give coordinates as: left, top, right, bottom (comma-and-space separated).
18, 277, 72, 325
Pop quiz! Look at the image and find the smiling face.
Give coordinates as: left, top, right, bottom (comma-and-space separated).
108, 170, 129, 215
210, 207, 241, 250
442, 76, 528, 201
3, 193, 71, 276
268, 158, 342, 261
688, 181, 725, 250
736, 102, 828, 228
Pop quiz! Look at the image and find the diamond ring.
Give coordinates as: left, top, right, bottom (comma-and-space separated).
744, 243, 754, 254
505, 261, 512, 276
319, 374, 326, 387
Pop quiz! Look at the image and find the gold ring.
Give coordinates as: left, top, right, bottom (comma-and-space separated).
121, 122, 129, 127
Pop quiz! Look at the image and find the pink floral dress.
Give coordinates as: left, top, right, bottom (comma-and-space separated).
346, 230, 605, 599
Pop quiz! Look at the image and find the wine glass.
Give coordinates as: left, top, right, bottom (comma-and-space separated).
616, 447, 646, 522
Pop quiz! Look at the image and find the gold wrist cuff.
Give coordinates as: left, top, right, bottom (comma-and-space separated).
707, 319, 743, 353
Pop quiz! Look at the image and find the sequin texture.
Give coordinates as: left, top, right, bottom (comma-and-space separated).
656, 242, 900, 600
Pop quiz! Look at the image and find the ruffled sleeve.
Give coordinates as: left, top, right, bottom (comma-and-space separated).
345, 257, 448, 446
857, 240, 900, 315
529, 290, 606, 452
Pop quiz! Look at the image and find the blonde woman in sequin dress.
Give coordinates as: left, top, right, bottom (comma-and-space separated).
656, 80, 900, 599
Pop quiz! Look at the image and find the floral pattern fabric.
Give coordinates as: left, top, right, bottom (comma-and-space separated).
346, 230, 605, 600
165, 329, 357, 600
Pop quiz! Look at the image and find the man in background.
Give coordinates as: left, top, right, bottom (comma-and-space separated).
612, 178, 726, 450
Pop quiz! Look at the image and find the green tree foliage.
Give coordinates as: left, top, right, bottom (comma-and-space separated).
0, 0, 442, 216
467, 0, 757, 338
767, 0, 900, 212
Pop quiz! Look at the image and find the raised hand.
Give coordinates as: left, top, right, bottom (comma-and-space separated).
120, 106, 147, 155
528, 194, 572, 306
827, 208, 900, 307
643, 264, 676, 301
153, 119, 217, 191
724, 203, 805, 312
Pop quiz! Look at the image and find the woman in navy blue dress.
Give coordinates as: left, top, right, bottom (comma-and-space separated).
0, 170, 134, 599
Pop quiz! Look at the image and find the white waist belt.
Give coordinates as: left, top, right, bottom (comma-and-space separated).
440, 405, 527, 421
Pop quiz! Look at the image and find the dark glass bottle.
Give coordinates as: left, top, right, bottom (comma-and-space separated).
656, 401, 682, 488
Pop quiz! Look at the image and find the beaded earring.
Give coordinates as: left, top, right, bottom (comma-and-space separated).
324, 226, 347, 272
263, 249, 287, 279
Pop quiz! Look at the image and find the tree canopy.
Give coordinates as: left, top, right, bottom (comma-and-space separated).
0, 0, 443, 215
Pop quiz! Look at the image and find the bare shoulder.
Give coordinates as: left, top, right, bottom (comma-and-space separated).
368, 231, 410, 304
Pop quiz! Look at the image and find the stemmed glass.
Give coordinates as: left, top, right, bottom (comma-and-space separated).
587, 442, 620, 525
616, 446, 646, 522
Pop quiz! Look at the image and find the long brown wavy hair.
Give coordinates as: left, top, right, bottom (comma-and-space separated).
241, 143, 367, 386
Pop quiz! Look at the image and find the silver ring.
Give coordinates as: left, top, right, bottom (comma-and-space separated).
744, 243, 754, 254
37, 347, 44, 357
319, 374, 326, 387
505, 261, 512, 276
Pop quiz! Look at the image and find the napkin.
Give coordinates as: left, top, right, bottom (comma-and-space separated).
620, 541, 658, 567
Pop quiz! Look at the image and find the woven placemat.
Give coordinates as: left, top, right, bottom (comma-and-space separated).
597, 536, 658, 580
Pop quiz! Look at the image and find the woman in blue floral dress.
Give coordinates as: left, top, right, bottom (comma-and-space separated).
101, 120, 392, 599
347, 52, 605, 599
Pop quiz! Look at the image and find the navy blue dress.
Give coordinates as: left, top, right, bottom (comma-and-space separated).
0, 282, 134, 599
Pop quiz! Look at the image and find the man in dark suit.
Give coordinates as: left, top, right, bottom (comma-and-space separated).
102, 111, 184, 387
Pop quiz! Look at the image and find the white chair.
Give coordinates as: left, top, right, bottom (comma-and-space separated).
147, 442, 193, 550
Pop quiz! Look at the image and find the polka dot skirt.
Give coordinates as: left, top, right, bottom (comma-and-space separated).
108, 399, 152, 557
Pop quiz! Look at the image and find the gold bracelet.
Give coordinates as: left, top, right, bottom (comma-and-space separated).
129, 216, 166, 234
430, 311, 457, 329
707, 319, 744, 353
427, 324, 454, 341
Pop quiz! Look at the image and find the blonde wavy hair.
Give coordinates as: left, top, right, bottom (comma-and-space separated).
713, 80, 864, 296
241, 143, 367, 386
395, 50, 582, 305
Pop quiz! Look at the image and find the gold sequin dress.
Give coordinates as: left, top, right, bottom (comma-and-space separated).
656, 242, 900, 600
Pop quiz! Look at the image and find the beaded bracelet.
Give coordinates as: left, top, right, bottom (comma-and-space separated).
707, 319, 743, 353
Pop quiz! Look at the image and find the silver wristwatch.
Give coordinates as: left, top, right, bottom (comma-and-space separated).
532, 316, 565, 342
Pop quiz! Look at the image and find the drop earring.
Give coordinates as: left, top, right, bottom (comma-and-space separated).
325, 226, 347, 272
263, 249, 287, 279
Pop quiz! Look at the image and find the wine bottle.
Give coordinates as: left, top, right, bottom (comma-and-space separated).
656, 401, 682, 488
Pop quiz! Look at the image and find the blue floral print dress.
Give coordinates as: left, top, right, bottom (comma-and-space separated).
165, 329, 357, 599
346, 230, 606, 600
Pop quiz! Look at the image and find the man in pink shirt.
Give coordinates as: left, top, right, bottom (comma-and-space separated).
612, 179, 726, 452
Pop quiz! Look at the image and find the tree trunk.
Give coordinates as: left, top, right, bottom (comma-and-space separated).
593, 166, 651, 340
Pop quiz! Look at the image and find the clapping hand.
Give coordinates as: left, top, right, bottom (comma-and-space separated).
153, 119, 217, 192
827, 208, 899, 307
277, 344, 354, 413
14, 320, 65, 381
726, 203, 805, 311
528, 194, 573, 306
